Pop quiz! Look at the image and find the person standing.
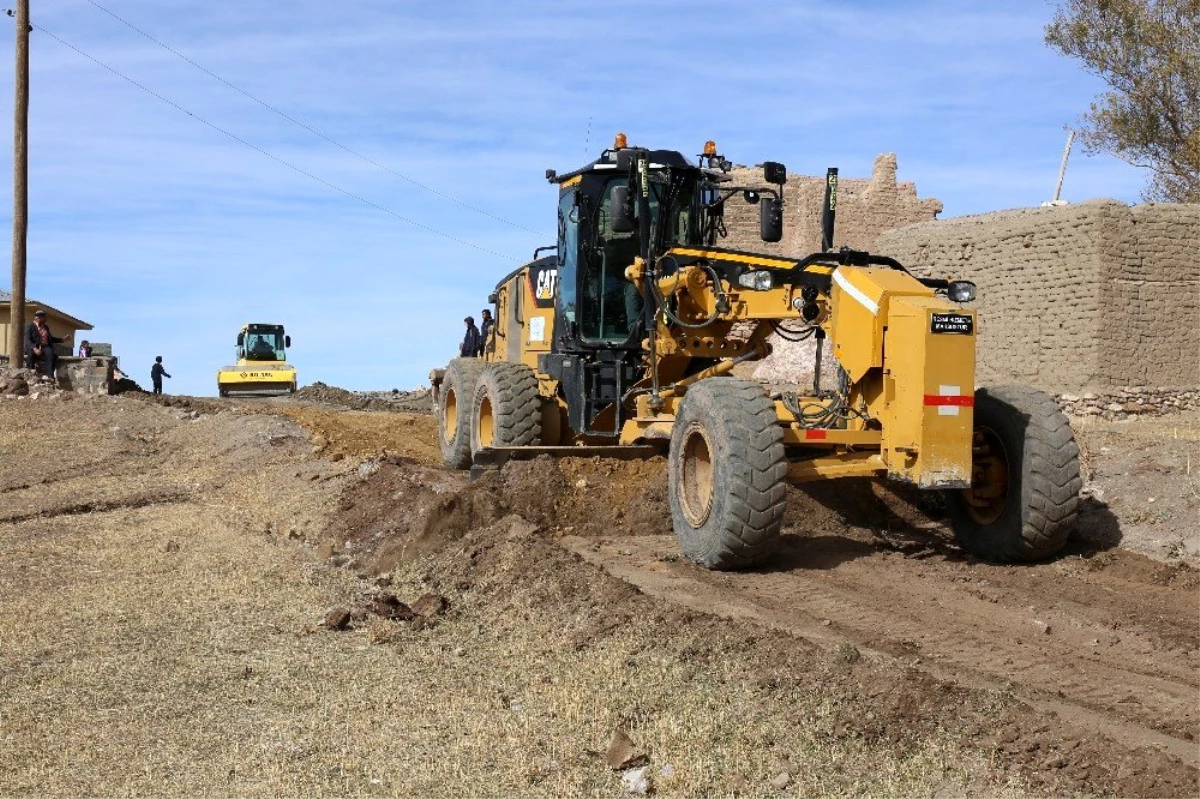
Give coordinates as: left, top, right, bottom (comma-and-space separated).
477, 309, 493, 356
151, 356, 172, 395
24, 309, 63, 380
460, 316, 481, 358
78, 339, 92, 357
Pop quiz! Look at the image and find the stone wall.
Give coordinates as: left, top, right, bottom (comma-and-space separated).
722, 153, 943, 255
58, 356, 119, 395
874, 200, 1200, 393
0, 357, 118, 397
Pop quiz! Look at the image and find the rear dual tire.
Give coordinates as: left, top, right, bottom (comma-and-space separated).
470, 362, 541, 456
438, 358, 485, 469
438, 359, 542, 469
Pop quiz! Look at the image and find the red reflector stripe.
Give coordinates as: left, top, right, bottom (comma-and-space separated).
924, 394, 975, 407
805, 429, 828, 440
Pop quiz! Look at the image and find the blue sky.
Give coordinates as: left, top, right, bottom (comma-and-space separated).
1, 0, 1147, 395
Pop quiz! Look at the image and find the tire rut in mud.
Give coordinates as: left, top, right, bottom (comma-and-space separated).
563, 530, 1199, 766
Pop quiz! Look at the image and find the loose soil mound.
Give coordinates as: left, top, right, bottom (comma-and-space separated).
275, 407, 440, 465
322, 456, 670, 575
293, 381, 432, 413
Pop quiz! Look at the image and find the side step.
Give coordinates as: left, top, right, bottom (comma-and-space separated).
469, 444, 661, 482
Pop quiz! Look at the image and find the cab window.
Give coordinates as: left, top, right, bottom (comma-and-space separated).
557, 189, 579, 325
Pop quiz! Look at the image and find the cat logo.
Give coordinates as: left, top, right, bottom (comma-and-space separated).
535, 268, 558, 301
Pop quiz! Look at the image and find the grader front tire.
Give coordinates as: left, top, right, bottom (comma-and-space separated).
948, 385, 1082, 562
438, 358, 485, 470
668, 378, 788, 570
471, 362, 542, 455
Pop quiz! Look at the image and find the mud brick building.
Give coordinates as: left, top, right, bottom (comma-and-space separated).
876, 201, 1200, 393
0, 289, 92, 357
723, 153, 943, 255
0, 290, 116, 393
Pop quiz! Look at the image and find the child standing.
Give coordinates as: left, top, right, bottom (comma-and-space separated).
151, 356, 172, 395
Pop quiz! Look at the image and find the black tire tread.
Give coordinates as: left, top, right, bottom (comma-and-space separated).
473, 362, 541, 452
669, 378, 787, 570
955, 385, 1082, 562
438, 358, 485, 469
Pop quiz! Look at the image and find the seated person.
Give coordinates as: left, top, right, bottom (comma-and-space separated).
24, 310, 63, 379
250, 337, 275, 358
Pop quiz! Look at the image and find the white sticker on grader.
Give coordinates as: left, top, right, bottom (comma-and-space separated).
938, 384, 961, 416
529, 316, 546, 343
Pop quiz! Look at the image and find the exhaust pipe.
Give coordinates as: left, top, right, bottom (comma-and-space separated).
821, 167, 838, 251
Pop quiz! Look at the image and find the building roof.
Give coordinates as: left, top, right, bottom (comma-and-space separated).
0, 289, 93, 329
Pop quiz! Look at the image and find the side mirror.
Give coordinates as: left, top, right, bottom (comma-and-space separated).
760, 198, 783, 243
236, 332, 244, 346
610, 186, 635, 233
285, 335, 291, 348
763, 161, 787, 185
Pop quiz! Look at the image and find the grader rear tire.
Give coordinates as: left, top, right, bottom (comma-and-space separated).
948, 385, 1082, 562
668, 378, 788, 570
438, 358, 485, 469
471, 362, 541, 455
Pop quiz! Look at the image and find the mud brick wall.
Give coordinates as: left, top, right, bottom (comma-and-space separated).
723, 153, 943, 255
874, 200, 1200, 393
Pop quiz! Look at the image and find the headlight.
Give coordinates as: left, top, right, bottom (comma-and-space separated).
948, 280, 977, 303
737, 270, 774, 291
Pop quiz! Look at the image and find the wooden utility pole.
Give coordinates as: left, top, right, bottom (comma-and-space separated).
8, 0, 29, 365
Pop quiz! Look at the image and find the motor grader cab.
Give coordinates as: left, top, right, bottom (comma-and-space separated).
216, 323, 297, 397
431, 135, 1081, 569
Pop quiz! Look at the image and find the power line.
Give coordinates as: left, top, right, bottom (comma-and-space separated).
83, 0, 549, 238
35, 24, 523, 263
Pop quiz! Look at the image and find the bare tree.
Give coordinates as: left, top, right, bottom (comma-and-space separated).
1046, 0, 1199, 202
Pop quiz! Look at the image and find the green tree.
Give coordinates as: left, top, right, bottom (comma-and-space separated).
1046, 0, 1199, 202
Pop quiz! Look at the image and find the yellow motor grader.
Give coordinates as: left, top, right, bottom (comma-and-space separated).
431, 135, 1081, 569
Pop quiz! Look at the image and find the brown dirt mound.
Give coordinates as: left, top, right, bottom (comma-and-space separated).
275, 408, 440, 465
322, 455, 671, 575
293, 381, 432, 413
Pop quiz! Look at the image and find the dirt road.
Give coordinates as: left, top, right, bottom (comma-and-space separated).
565, 529, 1197, 761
